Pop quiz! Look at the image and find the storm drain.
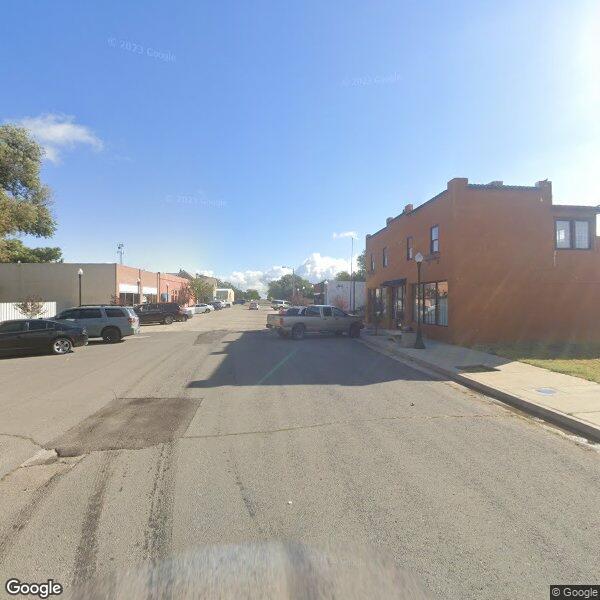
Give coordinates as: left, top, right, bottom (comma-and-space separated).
456, 364, 500, 373
194, 330, 230, 345
47, 397, 202, 457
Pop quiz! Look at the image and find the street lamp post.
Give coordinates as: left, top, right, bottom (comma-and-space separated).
77, 268, 83, 306
137, 277, 142, 305
414, 252, 425, 349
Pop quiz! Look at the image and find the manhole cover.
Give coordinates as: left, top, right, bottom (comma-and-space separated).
456, 364, 499, 373
536, 387, 557, 396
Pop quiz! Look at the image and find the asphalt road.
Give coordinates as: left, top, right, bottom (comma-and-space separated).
0, 305, 599, 599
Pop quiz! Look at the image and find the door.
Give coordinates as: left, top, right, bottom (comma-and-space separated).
332, 307, 350, 332
21, 320, 52, 350
57, 308, 104, 336
393, 285, 405, 329
321, 306, 335, 331
303, 306, 322, 332
0, 321, 27, 351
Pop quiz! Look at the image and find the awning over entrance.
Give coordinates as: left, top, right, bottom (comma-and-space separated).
381, 278, 406, 287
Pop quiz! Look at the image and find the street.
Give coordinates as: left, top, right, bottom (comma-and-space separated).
0, 305, 599, 599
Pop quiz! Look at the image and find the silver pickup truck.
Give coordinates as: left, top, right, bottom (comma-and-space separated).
266, 305, 363, 340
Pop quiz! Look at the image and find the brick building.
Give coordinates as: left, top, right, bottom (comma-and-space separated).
365, 178, 600, 345
0, 263, 192, 312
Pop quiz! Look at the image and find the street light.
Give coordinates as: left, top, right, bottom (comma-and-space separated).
137, 277, 142, 304
414, 252, 425, 349
77, 268, 83, 306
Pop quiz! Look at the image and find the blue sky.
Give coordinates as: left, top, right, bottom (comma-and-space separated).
2, 1, 598, 292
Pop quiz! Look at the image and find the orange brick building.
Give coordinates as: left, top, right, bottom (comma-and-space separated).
365, 178, 600, 345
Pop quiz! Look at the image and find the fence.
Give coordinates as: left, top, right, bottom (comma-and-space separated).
0, 302, 57, 321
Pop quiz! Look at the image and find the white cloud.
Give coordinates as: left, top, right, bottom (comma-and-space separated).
296, 253, 350, 282
12, 113, 103, 163
203, 254, 350, 297
332, 231, 358, 239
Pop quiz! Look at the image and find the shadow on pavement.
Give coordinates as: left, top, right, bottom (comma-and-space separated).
187, 329, 432, 388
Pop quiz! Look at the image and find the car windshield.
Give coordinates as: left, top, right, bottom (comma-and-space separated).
2, 5, 600, 599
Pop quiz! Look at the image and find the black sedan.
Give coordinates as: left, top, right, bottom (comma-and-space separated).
0, 319, 88, 356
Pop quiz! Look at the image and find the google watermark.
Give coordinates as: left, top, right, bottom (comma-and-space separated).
5, 578, 63, 598
107, 38, 176, 63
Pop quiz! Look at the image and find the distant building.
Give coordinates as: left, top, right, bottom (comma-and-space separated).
313, 280, 366, 312
0, 263, 192, 311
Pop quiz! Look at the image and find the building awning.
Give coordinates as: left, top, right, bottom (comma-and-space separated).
381, 278, 406, 287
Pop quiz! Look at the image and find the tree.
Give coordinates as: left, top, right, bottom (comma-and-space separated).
15, 295, 45, 319
354, 250, 366, 281
268, 273, 313, 301
177, 284, 193, 305
334, 271, 352, 281
2, 239, 62, 263
189, 277, 215, 303
0, 125, 61, 262
246, 289, 260, 300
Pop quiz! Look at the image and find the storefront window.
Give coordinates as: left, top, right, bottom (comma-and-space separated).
413, 281, 448, 326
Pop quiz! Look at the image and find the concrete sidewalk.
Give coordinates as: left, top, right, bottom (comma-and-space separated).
359, 330, 600, 442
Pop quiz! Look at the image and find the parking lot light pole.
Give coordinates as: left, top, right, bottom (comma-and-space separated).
414, 252, 425, 349
77, 268, 83, 306
137, 278, 142, 305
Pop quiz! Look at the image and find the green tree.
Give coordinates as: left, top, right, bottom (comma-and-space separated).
246, 289, 260, 300
0, 125, 61, 262
354, 250, 366, 281
189, 277, 215, 303
268, 273, 313, 301
2, 239, 62, 263
335, 271, 352, 281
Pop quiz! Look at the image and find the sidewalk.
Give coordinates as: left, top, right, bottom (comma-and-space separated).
359, 330, 600, 443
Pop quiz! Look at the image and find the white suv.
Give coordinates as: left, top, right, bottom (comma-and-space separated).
271, 300, 291, 311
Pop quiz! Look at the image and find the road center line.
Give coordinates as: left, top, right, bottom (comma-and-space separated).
256, 348, 299, 385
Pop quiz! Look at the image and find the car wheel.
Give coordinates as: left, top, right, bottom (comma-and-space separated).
163, 315, 174, 325
349, 323, 361, 338
51, 337, 72, 355
291, 324, 305, 340
102, 327, 121, 343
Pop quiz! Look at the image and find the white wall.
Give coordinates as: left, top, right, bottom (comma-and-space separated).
325, 281, 366, 311
0, 302, 57, 321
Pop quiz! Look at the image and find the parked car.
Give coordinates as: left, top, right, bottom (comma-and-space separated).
233, 299, 246, 305
0, 319, 88, 356
248, 301, 260, 310
266, 304, 363, 340
192, 303, 214, 314
181, 306, 195, 319
134, 302, 188, 324
55, 305, 139, 343
211, 301, 225, 310
271, 299, 291, 311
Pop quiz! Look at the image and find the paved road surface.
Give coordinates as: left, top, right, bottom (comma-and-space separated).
0, 306, 599, 598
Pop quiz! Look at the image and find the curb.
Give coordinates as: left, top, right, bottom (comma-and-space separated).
358, 336, 600, 444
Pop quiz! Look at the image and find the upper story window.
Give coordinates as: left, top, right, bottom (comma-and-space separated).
406, 237, 413, 260
382, 247, 388, 267
370, 253, 375, 272
430, 225, 439, 253
555, 219, 591, 249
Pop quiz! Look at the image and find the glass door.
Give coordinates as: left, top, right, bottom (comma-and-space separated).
393, 285, 405, 329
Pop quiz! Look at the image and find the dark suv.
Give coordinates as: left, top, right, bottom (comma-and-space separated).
134, 302, 188, 325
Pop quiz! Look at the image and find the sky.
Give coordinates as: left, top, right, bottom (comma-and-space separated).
1, 1, 599, 294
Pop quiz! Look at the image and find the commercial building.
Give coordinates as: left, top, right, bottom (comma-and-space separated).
313, 280, 366, 312
365, 178, 600, 345
0, 263, 192, 312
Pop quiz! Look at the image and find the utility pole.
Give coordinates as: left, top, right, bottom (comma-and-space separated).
117, 243, 124, 264
350, 236, 355, 313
